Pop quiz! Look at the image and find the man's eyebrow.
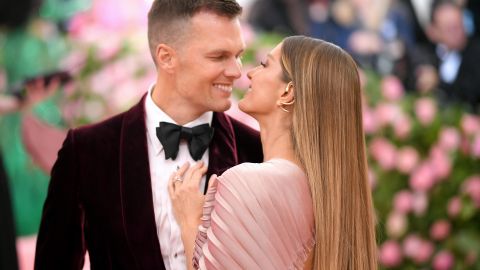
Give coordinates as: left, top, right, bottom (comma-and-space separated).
206, 49, 228, 55
206, 49, 245, 56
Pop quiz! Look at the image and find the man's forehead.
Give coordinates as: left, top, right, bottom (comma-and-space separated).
190, 11, 241, 32
188, 24, 244, 49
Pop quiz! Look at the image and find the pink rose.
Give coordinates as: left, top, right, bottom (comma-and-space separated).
396, 146, 419, 174
402, 235, 434, 263
67, 13, 91, 38
462, 176, 480, 207
461, 114, 480, 136
472, 134, 480, 158
430, 220, 451, 240
393, 190, 414, 213
387, 212, 407, 238
428, 147, 452, 180
447, 197, 462, 217
409, 163, 436, 192
433, 251, 454, 270
438, 127, 461, 152
403, 234, 422, 258
415, 98, 437, 126
379, 241, 403, 267
370, 137, 397, 170
362, 108, 379, 134
412, 192, 429, 216
414, 240, 434, 263
393, 114, 412, 139
381, 75, 404, 101
375, 103, 402, 127
460, 136, 471, 155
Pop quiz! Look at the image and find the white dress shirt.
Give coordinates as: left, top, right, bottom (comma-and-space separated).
145, 85, 211, 270
437, 45, 462, 84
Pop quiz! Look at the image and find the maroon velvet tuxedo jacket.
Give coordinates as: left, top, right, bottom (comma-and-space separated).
34, 95, 263, 270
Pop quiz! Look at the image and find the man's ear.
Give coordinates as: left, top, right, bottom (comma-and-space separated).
155, 44, 176, 73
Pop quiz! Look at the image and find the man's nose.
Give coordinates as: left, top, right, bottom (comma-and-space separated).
225, 57, 242, 79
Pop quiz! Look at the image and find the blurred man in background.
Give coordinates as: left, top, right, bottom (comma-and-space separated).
413, 0, 480, 112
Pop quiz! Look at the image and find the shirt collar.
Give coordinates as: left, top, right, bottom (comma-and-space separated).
145, 84, 213, 156
436, 44, 460, 61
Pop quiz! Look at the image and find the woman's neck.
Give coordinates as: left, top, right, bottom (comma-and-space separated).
258, 119, 298, 165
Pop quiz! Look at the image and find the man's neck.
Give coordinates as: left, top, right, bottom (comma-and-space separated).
151, 84, 207, 125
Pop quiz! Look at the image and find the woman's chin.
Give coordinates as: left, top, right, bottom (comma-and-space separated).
238, 100, 247, 112
238, 102, 255, 118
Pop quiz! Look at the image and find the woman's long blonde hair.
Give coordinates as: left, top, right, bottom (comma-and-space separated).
280, 36, 377, 270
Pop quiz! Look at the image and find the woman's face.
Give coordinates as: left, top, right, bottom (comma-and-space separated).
239, 43, 288, 117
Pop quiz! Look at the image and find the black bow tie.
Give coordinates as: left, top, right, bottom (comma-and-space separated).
156, 122, 214, 161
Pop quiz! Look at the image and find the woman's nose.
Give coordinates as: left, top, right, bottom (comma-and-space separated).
247, 66, 259, 80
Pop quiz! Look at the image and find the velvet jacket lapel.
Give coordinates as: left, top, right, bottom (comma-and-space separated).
205, 112, 238, 192
118, 96, 241, 267
118, 96, 164, 269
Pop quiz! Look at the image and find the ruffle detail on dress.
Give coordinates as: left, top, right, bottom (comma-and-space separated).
288, 237, 316, 270
191, 160, 314, 270
192, 184, 217, 269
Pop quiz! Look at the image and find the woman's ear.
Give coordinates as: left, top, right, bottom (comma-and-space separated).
278, 82, 295, 104
277, 82, 295, 112
155, 44, 176, 73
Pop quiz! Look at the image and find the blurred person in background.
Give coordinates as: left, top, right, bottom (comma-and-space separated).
310, 0, 360, 52
0, 78, 62, 270
400, 0, 434, 46
310, 0, 415, 87
412, 0, 480, 112
0, 0, 82, 242
1, 1, 82, 269
248, 0, 310, 35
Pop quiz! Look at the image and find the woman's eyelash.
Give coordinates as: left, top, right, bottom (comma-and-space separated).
260, 61, 266, 67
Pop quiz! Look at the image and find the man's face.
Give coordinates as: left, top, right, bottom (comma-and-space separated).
173, 11, 245, 114
432, 5, 467, 50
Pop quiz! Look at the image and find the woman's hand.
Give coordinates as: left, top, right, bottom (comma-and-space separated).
168, 161, 208, 230
168, 161, 211, 270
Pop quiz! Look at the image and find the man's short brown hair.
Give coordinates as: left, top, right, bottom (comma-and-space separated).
147, 0, 242, 63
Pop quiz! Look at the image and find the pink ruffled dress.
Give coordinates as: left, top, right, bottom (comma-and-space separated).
193, 159, 315, 270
